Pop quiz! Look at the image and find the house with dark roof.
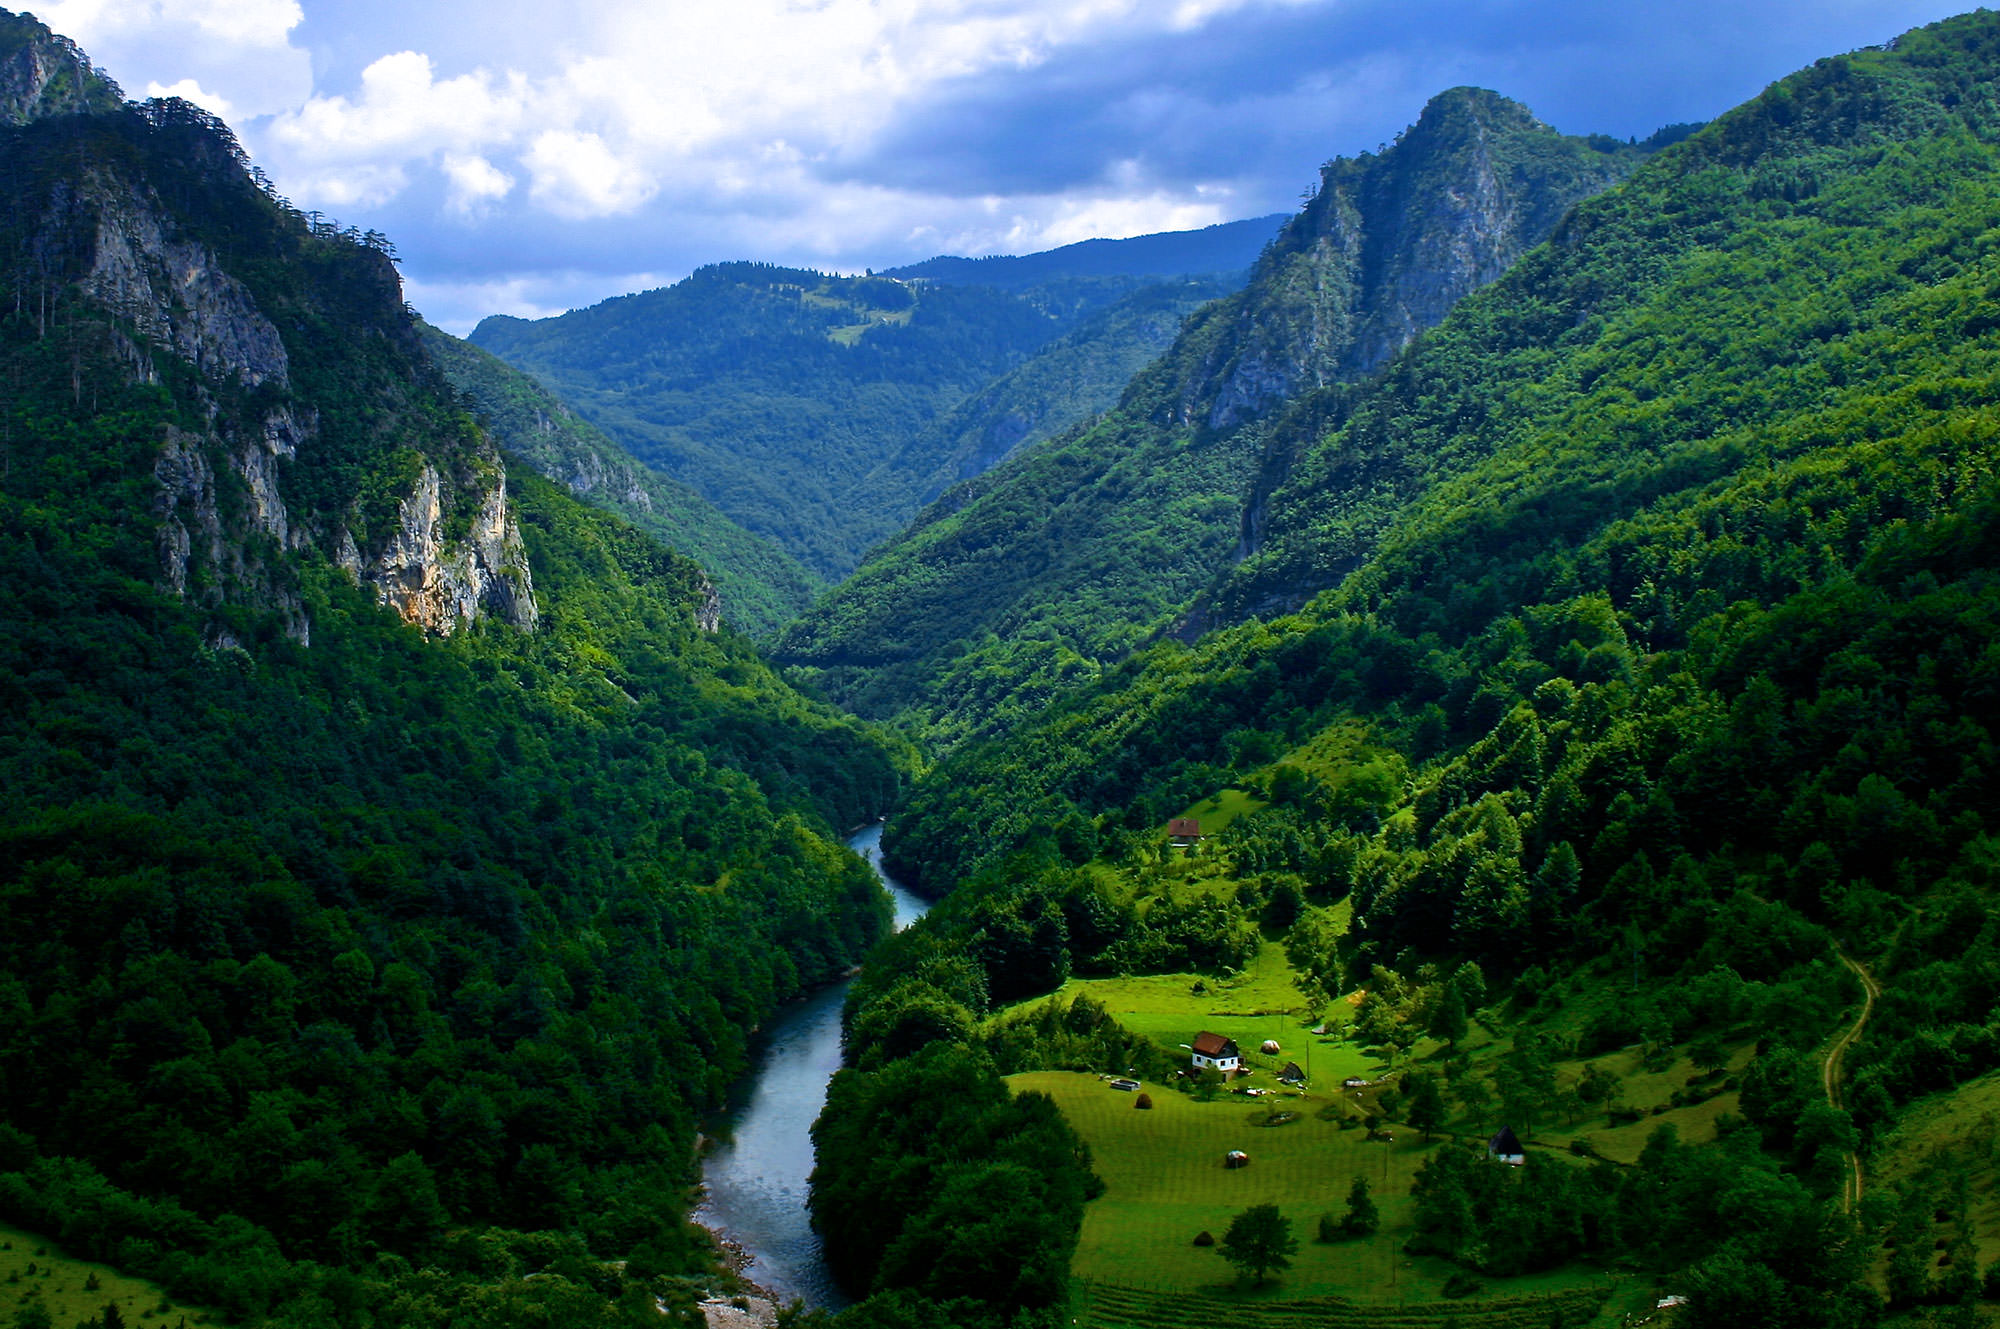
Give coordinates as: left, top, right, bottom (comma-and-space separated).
1278, 1061, 1306, 1086
1487, 1125, 1525, 1165
1190, 1031, 1240, 1073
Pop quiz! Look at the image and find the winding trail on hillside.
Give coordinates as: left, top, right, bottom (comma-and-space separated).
1823, 945, 1880, 1215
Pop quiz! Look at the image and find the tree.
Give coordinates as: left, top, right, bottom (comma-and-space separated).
1340, 1175, 1379, 1237
1428, 981, 1469, 1049
1219, 1204, 1298, 1283
1407, 1071, 1449, 1141
1455, 1072, 1495, 1129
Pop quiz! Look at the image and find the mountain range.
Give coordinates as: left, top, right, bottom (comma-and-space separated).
6, 7, 2000, 1329
468, 227, 1276, 588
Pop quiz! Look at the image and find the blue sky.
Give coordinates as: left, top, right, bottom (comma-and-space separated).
32, 0, 1976, 332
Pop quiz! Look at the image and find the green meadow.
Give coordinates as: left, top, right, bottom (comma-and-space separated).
1013, 1069, 1637, 1321
0, 1222, 209, 1328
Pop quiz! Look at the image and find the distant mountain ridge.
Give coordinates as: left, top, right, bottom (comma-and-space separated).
881, 214, 1285, 288
469, 247, 1268, 581
773, 88, 1657, 745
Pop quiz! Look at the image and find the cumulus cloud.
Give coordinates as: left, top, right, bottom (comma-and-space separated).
145, 78, 232, 118
247, 0, 1345, 226
523, 131, 656, 219
442, 154, 515, 215
35, 0, 311, 116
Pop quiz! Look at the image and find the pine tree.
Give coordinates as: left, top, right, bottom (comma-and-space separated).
1340, 1175, 1379, 1237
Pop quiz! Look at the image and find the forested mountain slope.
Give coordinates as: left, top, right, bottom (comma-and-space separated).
470, 259, 1256, 583
842, 275, 1241, 545
419, 323, 821, 636
774, 89, 1656, 747
821, 16, 2000, 1329
0, 10, 911, 1325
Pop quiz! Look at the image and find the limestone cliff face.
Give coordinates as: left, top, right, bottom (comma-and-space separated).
0, 14, 123, 124
537, 406, 660, 514
19, 114, 537, 640
419, 321, 795, 633
353, 464, 539, 636
1167, 88, 1639, 434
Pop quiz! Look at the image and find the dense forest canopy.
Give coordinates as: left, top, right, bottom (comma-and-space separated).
0, 14, 913, 1324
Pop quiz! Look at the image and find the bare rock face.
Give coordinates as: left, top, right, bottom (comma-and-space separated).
0, 17, 123, 124
154, 424, 314, 643
364, 463, 539, 636
68, 173, 291, 389
1184, 88, 1635, 434
692, 575, 722, 634
548, 413, 659, 514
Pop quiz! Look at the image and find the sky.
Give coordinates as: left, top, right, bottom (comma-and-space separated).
29, 0, 1978, 333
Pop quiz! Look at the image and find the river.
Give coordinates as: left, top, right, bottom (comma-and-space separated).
693, 824, 928, 1309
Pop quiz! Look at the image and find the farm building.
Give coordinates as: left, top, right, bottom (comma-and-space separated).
1278, 1061, 1306, 1086
1487, 1125, 1526, 1165
1167, 817, 1202, 846
1190, 1031, 1241, 1073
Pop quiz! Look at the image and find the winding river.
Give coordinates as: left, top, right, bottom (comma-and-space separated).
693, 824, 928, 1309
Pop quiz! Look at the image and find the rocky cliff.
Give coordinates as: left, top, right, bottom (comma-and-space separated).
1164, 88, 1644, 434
0, 11, 122, 124
0, 28, 537, 642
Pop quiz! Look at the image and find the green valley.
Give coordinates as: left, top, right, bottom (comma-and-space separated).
812, 12, 2000, 1329
9, 5, 2000, 1329
468, 240, 1271, 584
772, 89, 1668, 747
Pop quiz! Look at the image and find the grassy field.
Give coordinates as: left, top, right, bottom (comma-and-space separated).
1051, 939, 1380, 1087
1173, 787, 1266, 838
1869, 1068, 2000, 1279
0, 1221, 210, 1328
1016, 1072, 1640, 1320
1015, 1069, 1637, 1320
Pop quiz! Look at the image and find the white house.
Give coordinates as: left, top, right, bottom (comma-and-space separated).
1191, 1031, 1241, 1073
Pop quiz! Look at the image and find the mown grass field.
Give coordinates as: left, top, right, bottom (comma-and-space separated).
0, 1222, 209, 1327
1014, 1069, 1636, 1319
1052, 939, 1380, 1079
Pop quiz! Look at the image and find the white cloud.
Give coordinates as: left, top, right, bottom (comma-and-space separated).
287, 161, 410, 209
442, 153, 514, 215
523, 131, 656, 219
270, 51, 529, 160
34, 0, 311, 116
248, 0, 1333, 223
144, 78, 232, 118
